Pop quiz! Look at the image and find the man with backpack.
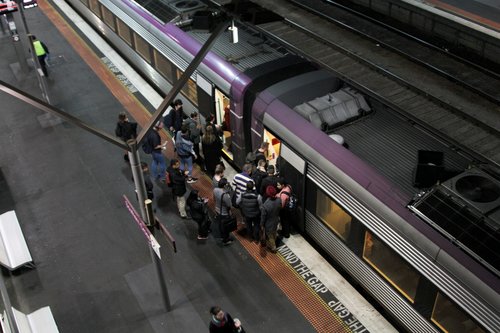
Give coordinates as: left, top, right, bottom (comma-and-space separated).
183, 112, 203, 168
231, 163, 253, 208
276, 177, 296, 238
175, 125, 197, 184
237, 181, 262, 242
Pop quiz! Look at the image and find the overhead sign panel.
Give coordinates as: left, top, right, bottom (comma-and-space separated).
0, 1, 18, 14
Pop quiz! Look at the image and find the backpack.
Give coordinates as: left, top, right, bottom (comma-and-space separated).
142, 140, 153, 154
175, 133, 192, 157
282, 191, 298, 211
231, 189, 240, 209
166, 171, 172, 187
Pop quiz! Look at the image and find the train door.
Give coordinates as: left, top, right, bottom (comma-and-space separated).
215, 89, 233, 160
263, 128, 306, 232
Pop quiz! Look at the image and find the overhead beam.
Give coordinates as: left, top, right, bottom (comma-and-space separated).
0, 80, 128, 150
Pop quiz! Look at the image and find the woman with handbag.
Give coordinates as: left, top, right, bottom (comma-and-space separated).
213, 178, 235, 246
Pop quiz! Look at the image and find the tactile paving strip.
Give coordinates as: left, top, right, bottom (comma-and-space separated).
234, 233, 352, 333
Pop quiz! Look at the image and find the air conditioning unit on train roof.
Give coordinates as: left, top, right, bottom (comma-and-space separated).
168, 0, 206, 14
442, 168, 500, 216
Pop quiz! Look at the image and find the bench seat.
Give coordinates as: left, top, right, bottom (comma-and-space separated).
0, 210, 33, 270
1, 306, 59, 333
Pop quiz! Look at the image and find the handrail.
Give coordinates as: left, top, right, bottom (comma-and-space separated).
155, 217, 177, 253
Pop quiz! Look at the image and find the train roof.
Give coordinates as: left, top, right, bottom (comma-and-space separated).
187, 27, 287, 73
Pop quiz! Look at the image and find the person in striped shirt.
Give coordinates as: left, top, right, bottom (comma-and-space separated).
232, 163, 253, 202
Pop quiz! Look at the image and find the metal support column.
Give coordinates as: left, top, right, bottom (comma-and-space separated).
145, 200, 171, 311
127, 139, 148, 223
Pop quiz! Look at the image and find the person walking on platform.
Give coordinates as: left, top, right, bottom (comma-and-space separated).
143, 121, 167, 181
31, 35, 50, 77
261, 185, 281, 253
171, 158, 189, 219
115, 112, 137, 162
175, 125, 197, 184
187, 190, 210, 240
209, 306, 245, 333
276, 177, 293, 238
237, 181, 262, 243
202, 125, 223, 177
213, 178, 233, 246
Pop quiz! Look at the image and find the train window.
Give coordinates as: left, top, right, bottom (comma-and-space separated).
116, 18, 132, 46
315, 190, 351, 241
133, 33, 151, 64
431, 293, 485, 333
101, 5, 115, 32
153, 49, 174, 83
88, 0, 100, 17
363, 231, 421, 303
176, 69, 198, 106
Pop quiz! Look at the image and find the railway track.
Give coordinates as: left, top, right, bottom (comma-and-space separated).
303, 0, 500, 104
245, 0, 500, 166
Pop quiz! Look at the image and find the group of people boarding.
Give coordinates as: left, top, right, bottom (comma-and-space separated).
213, 146, 295, 252
116, 103, 296, 252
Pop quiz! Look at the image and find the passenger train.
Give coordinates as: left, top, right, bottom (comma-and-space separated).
65, 0, 500, 331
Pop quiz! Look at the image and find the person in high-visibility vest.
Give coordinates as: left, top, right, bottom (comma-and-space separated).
32, 35, 50, 77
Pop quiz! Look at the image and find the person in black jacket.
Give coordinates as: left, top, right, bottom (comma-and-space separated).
141, 162, 154, 201
202, 125, 223, 176
115, 112, 137, 162
163, 99, 184, 136
261, 185, 281, 253
254, 141, 269, 166
187, 190, 210, 240
170, 159, 189, 219
237, 181, 262, 242
252, 159, 267, 194
209, 306, 244, 333
259, 164, 278, 199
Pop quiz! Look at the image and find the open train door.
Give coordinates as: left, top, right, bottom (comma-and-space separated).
214, 89, 234, 161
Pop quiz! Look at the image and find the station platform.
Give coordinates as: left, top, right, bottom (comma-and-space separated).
410, 0, 500, 31
0, 1, 395, 332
